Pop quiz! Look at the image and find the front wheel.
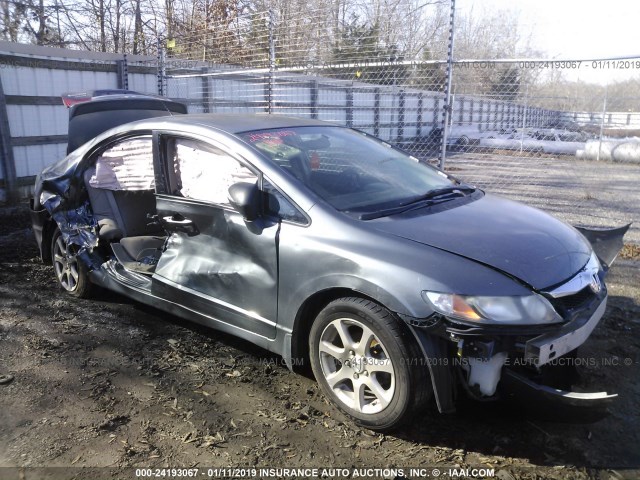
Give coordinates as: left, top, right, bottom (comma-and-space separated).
51, 227, 93, 298
309, 297, 431, 430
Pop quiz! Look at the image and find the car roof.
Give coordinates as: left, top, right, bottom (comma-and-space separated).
156, 113, 334, 134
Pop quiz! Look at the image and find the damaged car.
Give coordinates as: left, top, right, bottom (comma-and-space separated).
30, 94, 628, 430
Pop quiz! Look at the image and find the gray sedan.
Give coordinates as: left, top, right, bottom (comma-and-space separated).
31, 107, 622, 430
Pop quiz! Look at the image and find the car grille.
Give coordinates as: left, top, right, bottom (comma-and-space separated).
551, 287, 596, 313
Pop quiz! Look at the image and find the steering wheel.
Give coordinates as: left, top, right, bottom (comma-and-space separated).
342, 168, 362, 191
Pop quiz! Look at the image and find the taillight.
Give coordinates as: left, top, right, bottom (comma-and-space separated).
61, 93, 92, 108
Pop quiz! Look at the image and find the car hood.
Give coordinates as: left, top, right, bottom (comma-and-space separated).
370, 193, 592, 290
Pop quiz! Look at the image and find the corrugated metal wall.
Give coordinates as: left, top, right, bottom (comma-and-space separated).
0, 41, 636, 201
168, 72, 556, 144
0, 42, 158, 198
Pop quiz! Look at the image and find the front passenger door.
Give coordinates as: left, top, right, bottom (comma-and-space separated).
151, 135, 279, 339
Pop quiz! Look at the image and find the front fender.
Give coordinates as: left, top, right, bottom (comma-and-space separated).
277, 223, 532, 332
284, 273, 412, 326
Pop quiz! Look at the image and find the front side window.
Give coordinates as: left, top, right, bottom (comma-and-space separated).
170, 138, 257, 206
238, 127, 454, 214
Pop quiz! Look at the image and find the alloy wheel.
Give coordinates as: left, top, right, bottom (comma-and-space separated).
317, 317, 395, 414
52, 235, 80, 292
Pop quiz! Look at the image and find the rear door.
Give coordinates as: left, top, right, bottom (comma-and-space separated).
151, 133, 279, 339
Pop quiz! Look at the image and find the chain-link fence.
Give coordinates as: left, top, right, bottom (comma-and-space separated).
154, 2, 640, 240
159, 6, 640, 151
0, 0, 638, 237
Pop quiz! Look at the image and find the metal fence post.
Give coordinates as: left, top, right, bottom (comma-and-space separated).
157, 36, 166, 96
346, 87, 354, 128
439, 0, 456, 170
116, 53, 129, 90
397, 89, 405, 142
310, 80, 318, 119
520, 88, 529, 154
267, 9, 276, 114
201, 67, 211, 113
374, 88, 381, 137
0, 76, 18, 204
417, 92, 423, 137
597, 86, 608, 161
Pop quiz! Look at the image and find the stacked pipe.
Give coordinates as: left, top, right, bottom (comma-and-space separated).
576, 138, 640, 163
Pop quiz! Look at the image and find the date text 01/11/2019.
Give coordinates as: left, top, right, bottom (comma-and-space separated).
134, 467, 498, 478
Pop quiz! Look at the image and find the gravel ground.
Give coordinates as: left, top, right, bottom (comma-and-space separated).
441, 153, 640, 245
0, 164, 639, 480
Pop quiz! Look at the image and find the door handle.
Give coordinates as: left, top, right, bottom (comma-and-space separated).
163, 215, 192, 226
161, 214, 199, 236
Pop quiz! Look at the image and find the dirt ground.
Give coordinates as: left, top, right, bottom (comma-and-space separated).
0, 204, 639, 480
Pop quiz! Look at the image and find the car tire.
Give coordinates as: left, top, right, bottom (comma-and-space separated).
51, 227, 93, 298
309, 297, 431, 431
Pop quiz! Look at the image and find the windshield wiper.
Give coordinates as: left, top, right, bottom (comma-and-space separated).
403, 184, 476, 206
358, 184, 476, 221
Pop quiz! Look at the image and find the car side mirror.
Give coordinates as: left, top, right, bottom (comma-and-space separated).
228, 182, 260, 222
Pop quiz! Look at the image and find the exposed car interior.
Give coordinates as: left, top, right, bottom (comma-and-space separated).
83, 137, 165, 274
82, 135, 262, 275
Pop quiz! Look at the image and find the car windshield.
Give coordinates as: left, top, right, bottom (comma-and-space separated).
239, 126, 455, 213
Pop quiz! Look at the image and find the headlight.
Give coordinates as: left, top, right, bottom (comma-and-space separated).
422, 291, 562, 325
586, 250, 600, 273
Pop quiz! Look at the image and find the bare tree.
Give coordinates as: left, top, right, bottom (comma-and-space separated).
0, 0, 29, 41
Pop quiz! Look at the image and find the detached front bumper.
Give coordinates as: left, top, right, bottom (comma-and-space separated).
524, 296, 607, 366
501, 293, 617, 420
500, 368, 616, 423
410, 289, 616, 417
409, 225, 627, 417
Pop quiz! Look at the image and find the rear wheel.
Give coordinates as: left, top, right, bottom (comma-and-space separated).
51, 228, 93, 298
309, 297, 431, 430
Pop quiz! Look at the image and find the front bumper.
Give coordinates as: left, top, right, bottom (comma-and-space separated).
524, 296, 607, 365
500, 369, 617, 422
409, 288, 616, 416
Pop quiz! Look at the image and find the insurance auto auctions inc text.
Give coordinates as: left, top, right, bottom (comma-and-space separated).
195, 467, 496, 478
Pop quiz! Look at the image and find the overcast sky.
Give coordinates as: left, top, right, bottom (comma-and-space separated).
456, 0, 640, 83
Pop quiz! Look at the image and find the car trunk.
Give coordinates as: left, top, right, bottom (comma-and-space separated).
67, 96, 187, 154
